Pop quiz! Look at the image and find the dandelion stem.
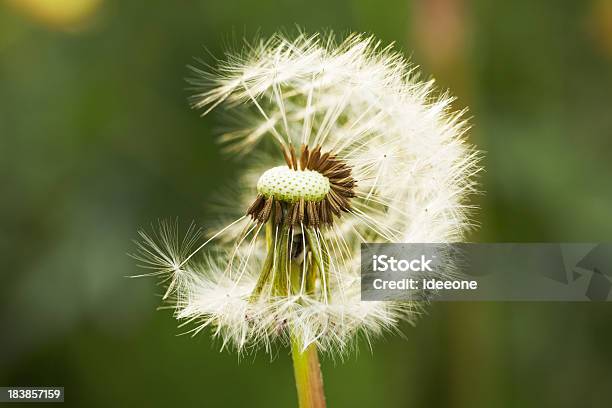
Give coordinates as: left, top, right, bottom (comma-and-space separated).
291, 336, 326, 408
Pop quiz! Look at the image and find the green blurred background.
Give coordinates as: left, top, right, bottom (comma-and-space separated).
1, 0, 612, 407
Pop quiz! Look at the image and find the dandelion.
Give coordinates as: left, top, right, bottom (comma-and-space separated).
133, 32, 481, 407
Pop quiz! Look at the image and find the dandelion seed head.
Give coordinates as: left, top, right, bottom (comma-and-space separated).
136, 31, 482, 356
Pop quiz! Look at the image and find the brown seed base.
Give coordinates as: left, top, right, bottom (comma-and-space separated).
246, 144, 356, 227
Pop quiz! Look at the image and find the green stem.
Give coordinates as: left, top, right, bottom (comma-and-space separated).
304, 228, 330, 301
250, 220, 275, 301
291, 336, 326, 408
275, 224, 290, 296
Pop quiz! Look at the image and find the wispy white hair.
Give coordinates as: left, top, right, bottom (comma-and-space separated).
136, 32, 481, 356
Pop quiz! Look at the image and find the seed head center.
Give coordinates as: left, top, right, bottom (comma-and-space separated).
247, 144, 356, 226
257, 166, 330, 203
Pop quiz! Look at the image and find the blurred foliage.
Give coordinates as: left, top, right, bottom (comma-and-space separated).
1, 0, 611, 407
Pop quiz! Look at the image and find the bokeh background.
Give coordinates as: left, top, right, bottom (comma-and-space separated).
2, 0, 612, 407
